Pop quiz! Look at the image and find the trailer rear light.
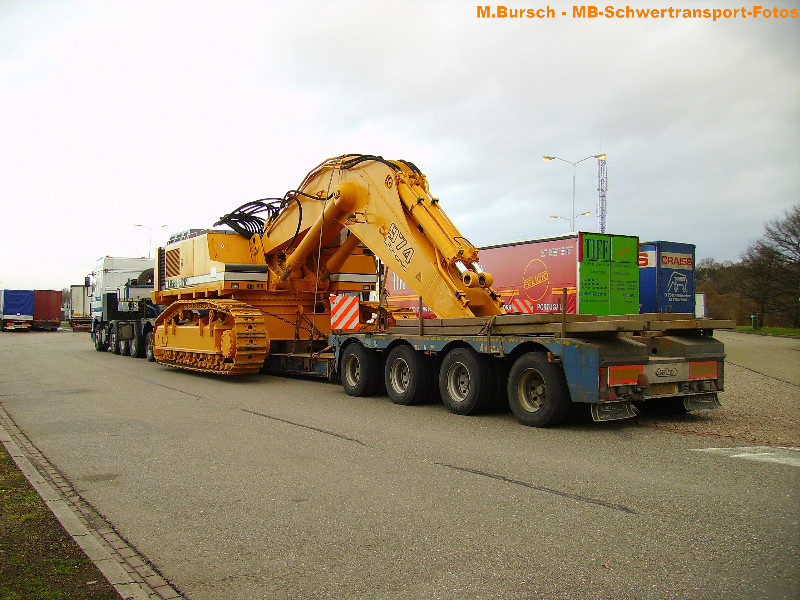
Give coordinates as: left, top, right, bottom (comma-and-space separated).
607, 364, 644, 386
689, 361, 718, 380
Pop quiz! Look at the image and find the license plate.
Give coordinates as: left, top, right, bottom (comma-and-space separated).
649, 383, 677, 396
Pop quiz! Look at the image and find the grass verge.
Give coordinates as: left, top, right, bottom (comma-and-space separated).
0, 444, 121, 600
734, 326, 800, 337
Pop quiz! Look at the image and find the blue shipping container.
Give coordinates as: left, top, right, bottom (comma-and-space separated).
638, 241, 696, 314
2, 289, 35, 318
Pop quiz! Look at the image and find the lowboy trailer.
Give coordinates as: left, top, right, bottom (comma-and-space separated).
328, 310, 729, 427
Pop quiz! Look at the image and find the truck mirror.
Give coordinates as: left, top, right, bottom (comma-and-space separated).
84, 275, 91, 288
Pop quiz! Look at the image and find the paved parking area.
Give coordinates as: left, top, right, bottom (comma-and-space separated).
1, 331, 798, 599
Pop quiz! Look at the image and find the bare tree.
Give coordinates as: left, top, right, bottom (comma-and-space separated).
765, 204, 800, 263
697, 258, 749, 322
739, 205, 800, 327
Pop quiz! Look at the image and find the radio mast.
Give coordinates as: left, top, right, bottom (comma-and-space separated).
596, 155, 608, 233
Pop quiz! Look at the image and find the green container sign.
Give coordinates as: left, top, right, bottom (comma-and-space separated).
578, 261, 611, 315
610, 262, 640, 314
580, 233, 611, 262
611, 235, 638, 264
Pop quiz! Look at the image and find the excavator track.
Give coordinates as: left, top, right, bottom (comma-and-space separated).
153, 299, 269, 375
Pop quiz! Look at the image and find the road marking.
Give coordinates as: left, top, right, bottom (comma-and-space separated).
691, 446, 800, 467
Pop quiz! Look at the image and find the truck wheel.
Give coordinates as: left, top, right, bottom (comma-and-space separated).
438, 347, 494, 415
145, 331, 156, 362
130, 331, 145, 358
120, 339, 131, 356
93, 325, 109, 352
384, 345, 434, 405
340, 343, 381, 397
507, 352, 570, 427
109, 327, 122, 355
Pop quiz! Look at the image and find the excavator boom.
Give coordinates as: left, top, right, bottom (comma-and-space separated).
263, 155, 504, 318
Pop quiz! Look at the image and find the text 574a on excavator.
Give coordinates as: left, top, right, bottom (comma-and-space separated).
95, 154, 732, 427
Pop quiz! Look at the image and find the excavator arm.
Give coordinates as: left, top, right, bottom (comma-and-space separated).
260, 155, 505, 319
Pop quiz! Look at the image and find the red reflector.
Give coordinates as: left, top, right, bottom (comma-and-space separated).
689, 361, 718, 380
608, 365, 644, 386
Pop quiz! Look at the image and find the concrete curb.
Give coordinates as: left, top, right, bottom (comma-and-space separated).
0, 407, 185, 600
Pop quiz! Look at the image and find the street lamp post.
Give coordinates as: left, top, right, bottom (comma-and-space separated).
543, 154, 606, 231
549, 212, 591, 230
134, 224, 167, 258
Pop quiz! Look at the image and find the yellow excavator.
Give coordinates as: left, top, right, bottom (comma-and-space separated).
150, 154, 504, 375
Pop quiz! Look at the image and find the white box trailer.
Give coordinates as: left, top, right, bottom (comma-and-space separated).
70, 284, 92, 330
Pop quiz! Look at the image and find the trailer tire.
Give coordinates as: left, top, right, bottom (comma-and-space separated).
109, 326, 122, 355
120, 339, 131, 356
137, 268, 154, 286
384, 345, 435, 405
131, 330, 145, 358
145, 331, 156, 362
93, 325, 109, 352
439, 347, 494, 415
507, 352, 570, 427
340, 343, 381, 397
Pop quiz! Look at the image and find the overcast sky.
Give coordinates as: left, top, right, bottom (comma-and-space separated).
1, 0, 798, 290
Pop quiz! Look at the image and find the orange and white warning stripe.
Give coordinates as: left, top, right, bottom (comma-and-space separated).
508, 299, 535, 314
330, 294, 361, 330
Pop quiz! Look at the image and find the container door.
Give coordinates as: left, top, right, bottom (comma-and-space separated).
578, 233, 611, 315
610, 235, 639, 315
657, 242, 696, 314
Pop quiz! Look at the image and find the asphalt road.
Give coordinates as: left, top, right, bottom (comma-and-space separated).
1, 331, 798, 600
715, 330, 800, 386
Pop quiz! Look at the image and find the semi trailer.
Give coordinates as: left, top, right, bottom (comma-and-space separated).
32, 289, 62, 331
69, 284, 92, 330
1, 289, 35, 331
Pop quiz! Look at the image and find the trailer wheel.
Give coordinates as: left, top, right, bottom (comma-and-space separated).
93, 325, 109, 352
384, 345, 434, 405
120, 339, 131, 356
145, 331, 156, 362
340, 343, 381, 397
109, 326, 122, 355
130, 330, 145, 358
439, 347, 494, 415
507, 352, 570, 427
